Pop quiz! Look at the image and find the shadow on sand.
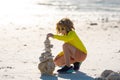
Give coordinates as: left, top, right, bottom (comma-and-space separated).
40, 71, 94, 80
40, 74, 58, 80
58, 71, 94, 80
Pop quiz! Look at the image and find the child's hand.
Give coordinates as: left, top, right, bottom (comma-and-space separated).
47, 33, 54, 38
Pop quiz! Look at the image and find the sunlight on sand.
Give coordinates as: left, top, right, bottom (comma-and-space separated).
0, 0, 120, 80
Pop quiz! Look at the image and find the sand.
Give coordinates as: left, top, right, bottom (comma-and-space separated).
0, 0, 120, 80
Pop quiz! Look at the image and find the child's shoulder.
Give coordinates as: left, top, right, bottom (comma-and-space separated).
69, 30, 75, 33
69, 30, 76, 34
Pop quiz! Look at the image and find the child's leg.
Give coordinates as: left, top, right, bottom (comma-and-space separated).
63, 43, 77, 67
73, 48, 87, 71
54, 43, 86, 67
54, 55, 65, 66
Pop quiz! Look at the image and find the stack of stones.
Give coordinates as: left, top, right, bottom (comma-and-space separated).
38, 37, 55, 75
95, 70, 120, 80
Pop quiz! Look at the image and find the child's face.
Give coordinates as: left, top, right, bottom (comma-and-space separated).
58, 26, 67, 35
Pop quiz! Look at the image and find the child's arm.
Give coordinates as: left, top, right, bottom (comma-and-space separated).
53, 31, 74, 42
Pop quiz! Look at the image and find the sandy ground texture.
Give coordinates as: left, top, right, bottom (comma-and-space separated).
0, 0, 120, 80
0, 13, 120, 80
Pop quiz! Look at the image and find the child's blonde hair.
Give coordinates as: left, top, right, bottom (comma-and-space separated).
56, 18, 75, 34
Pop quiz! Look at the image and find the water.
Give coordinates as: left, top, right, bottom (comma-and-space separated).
0, 0, 120, 26
36, 0, 120, 12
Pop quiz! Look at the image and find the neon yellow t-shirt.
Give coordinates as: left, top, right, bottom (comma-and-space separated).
53, 31, 87, 54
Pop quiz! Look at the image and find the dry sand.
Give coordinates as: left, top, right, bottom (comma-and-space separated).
0, 0, 120, 80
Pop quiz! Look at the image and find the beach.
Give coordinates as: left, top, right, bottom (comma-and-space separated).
0, 0, 120, 80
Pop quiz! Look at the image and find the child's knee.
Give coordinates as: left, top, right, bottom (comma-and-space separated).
63, 43, 70, 48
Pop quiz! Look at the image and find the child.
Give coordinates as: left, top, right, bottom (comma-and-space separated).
47, 18, 87, 73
